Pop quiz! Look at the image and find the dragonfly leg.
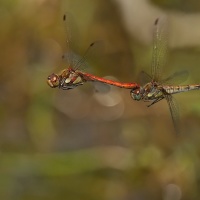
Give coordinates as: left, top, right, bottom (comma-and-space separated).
60, 85, 73, 90
60, 82, 84, 90
147, 97, 164, 107
143, 99, 152, 102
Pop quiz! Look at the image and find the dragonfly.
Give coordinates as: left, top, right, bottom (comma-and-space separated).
47, 14, 139, 91
130, 17, 200, 133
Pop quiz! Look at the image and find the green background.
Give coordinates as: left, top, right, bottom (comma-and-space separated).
1, 0, 200, 199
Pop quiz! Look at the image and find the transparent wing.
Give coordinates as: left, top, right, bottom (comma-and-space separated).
164, 94, 180, 134
62, 13, 94, 70
62, 12, 75, 66
73, 42, 97, 71
161, 70, 189, 85
151, 17, 168, 82
62, 13, 104, 71
62, 39, 104, 71
137, 70, 152, 85
62, 13, 92, 69
62, 50, 89, 70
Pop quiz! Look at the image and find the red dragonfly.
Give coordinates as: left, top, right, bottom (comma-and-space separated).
47, 14, 139, 90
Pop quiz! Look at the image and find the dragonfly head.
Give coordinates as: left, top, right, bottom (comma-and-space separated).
47, 73, 60, 88
130, 87, 143, 101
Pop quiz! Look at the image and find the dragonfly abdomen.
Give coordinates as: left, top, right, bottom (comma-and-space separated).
163, 84, 200, 94
79, 71, 140, 89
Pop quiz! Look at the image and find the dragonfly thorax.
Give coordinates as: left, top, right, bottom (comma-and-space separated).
130, 81, 163, 101
59, 69, 84, 90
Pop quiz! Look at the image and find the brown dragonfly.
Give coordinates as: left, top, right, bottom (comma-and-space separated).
130, 18, 200, 133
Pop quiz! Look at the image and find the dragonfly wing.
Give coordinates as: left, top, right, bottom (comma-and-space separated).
62, 13, 94, 71
73, 41, 105, 71
63, 41, 104, 73
161, 70, 189, 85
62, 50, 88, 68
138, 70, 152, 85
151, 17, 168, 82
62, 13, 75, 66
164, 94, 180, 134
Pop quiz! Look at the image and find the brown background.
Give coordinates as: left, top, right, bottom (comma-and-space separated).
1, 0, 200, 199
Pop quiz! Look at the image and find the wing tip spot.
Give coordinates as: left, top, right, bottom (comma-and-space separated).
155, 18, 159, 25
63, 14, 66, 21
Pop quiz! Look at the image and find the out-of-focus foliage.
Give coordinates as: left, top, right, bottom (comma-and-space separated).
1, 0, 200, 199
151, 0, 200, 12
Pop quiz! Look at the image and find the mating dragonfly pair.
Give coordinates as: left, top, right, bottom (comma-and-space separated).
47, 14, 200, 133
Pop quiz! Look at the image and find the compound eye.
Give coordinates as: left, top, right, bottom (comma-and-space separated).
47, 73, 59, 88
130, 89, 141, 101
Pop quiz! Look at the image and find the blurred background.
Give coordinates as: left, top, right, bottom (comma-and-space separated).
1, 0, 200, 199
